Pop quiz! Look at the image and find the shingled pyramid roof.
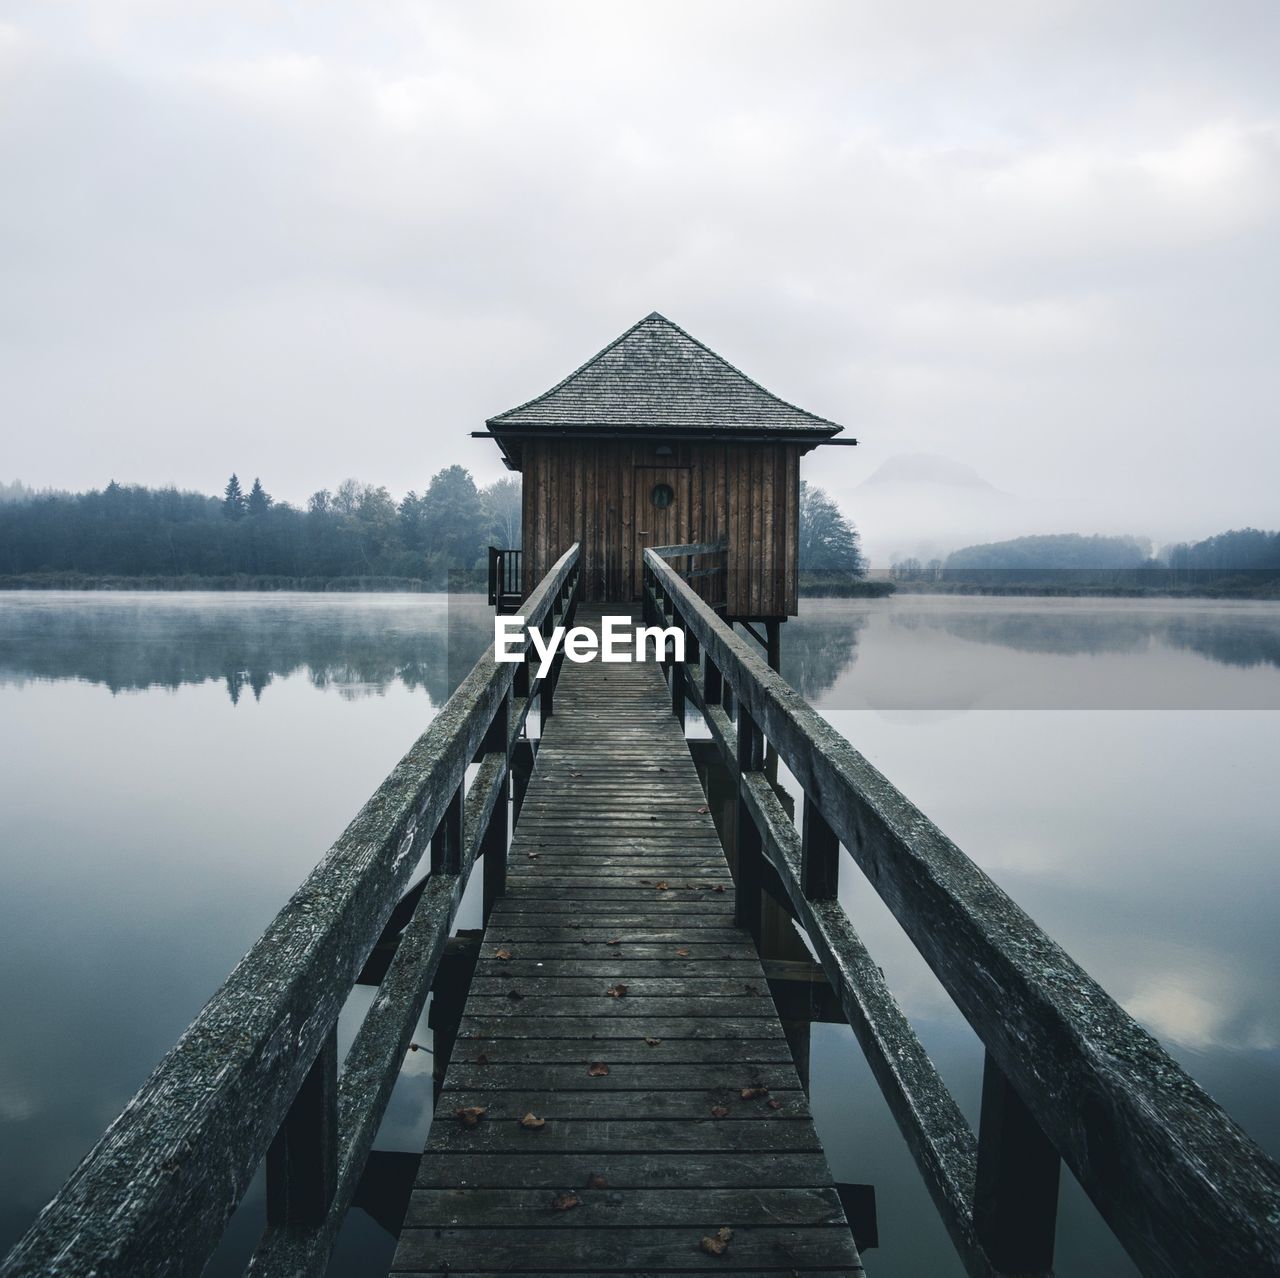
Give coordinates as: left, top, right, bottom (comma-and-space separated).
486, 313, 843, 438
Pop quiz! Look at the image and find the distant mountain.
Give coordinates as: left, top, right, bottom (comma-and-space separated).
855, 453, 1009, 494
834, 452, 1019, 566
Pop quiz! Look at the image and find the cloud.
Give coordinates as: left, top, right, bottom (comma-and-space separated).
0, 0, 1277, 542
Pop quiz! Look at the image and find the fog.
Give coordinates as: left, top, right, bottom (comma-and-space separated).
2, 2, 1277, 550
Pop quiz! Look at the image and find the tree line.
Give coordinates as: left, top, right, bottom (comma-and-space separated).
0, 468, 521, 587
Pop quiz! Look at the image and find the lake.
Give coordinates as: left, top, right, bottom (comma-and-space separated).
1, 590, 1277, 1275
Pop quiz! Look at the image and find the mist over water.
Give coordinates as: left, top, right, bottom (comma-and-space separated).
1, 591, 1277, 1275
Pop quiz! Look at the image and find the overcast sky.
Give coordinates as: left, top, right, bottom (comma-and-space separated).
2, 1, 1277, 552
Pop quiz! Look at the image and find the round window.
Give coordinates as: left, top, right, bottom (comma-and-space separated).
650, 482, 674, 509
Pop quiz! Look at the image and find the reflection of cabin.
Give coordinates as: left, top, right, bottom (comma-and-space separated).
479, 312, 849, 624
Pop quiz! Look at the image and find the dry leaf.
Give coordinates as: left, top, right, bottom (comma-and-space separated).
587, 1061, 610, 1077
569, 771, 583, 777
585, 1172, 608, 1190
740, 1086, 770, 1101
710, 1105, 730, 1118
696, 805, 710, 814
454, 1106, 486, 1129
605, 938, 622, 947
519, 1112, 546, 1130
767, 1098, 783, 1110
494, 948, 513, 961
645, 1036, 663, 1046
700, 1226, 734, 1256
654, 881, 670, 891
744, 983, 759, 994
675, 947, 691, 958
550, 1192, 581, 1212
606, 984, 628, 998
712, 884, 725, 893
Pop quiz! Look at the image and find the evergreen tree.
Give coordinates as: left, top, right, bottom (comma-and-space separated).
222, 474, 247, 520
247, 477, 272, 516
798, 481, 865, 573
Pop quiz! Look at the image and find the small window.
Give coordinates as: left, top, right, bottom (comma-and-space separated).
650, 482, 675, 509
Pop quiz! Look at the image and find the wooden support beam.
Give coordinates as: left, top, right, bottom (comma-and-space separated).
265, 1029, 337, 1228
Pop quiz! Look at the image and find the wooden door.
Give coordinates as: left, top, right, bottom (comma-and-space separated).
632, 466, 690, 597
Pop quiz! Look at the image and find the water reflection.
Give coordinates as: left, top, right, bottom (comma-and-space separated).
0, 592, 492, 704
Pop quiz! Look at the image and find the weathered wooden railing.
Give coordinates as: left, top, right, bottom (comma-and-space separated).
487, 545, 523, 612
1, 545, 580, 1278
652, 538, 728, 612
644, 546, 1280, 1278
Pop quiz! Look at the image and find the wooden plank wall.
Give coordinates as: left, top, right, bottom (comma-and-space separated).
519, 441, 800, 618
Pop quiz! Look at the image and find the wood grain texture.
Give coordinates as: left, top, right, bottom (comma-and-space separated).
394, 606, 860, 1276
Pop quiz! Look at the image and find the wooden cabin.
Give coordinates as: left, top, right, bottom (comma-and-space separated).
480, 312, 847, 623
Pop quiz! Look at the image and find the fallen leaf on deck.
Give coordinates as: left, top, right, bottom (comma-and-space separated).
519, 1112, 546, 1130
740, 1086, 769, 1101
585, 1172, 608, 1190
654, 881, 670, 891
709, 1105, 730, 1118
700, 1226, 733, 1256
696, 805, 710, 814
712, 884, 725, 893
587, 1061, 610, 1076
744, 983, 759, 994
767, 1098, 783, 1110
675, 947, 691, 958
645, 1036, 663, 1046
495, 949, 513, 961
569, 771, 583, 777
550, 1192, 581, 1211
606, 984, 628, 998
454, 1106, 486, 1128
605, 937, 622, 946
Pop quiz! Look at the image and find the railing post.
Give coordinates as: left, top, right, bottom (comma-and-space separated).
431, 783, 463, 875
669, 611, 686, 730
734, 702, 764, 943
974, 1049, 1061, 1275
265, 1026, 337, 1228
510, 738, 534, 823
481, 692, 510, 924
539, 616, 555, 721
704, 652, 723, 708
800, 799, 839, 900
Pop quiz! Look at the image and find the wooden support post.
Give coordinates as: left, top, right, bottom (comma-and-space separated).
481, 695, 510, 924
766, 619, 781, 672
510, 738, 534, 824
704, 653, 723, 707
431, 783, 462, 876
801, 799, 840, 900
539, 619, 555, 721
735, 704, 764, 942
974, 1049, 1061, 1275
265, 1027, 337, 1228
670, 615, 686, 730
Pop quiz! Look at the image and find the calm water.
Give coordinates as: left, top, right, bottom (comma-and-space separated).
1, 591, 1277, 1275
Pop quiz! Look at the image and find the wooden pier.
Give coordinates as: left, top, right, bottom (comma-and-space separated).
396, 605, 860, 1274
4, 541, 1280, 1278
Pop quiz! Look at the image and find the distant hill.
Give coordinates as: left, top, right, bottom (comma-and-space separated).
946, 533, 1152, 571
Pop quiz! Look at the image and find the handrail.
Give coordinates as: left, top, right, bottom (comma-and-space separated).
2, 545, 581, 1278
644, 545, 1280, 1278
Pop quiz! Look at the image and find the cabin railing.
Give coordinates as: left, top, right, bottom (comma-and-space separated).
1, 545, 581, 1278
643, 545, 1280, 1278
651, 538, 728, 612
487, 545, 523, 612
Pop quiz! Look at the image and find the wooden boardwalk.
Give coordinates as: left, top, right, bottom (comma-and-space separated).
392, 606, 862, 1276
